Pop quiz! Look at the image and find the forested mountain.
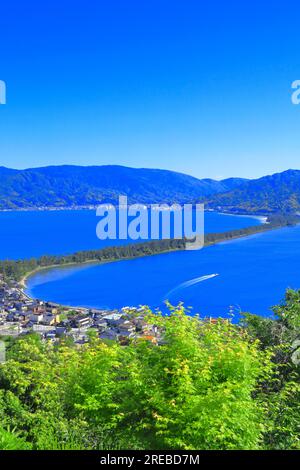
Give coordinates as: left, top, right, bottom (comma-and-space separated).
1, 165, 300, 214
205, 169, 300, 214
0, 165, 247, 209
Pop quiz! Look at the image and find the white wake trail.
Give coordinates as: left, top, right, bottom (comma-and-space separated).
164, 273, 219, 300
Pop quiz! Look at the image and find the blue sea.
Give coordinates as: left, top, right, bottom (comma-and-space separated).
2, 209, 296, 319
0, 209, 261, 259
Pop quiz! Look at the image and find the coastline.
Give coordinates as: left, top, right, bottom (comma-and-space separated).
216, 211, 268, 223
20, 246, 188, 296
0, 206, 270, 218
19, 259, 102, 289
20, 219, 292, 307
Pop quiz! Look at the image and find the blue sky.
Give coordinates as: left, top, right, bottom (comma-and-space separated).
0, 1, 299, 179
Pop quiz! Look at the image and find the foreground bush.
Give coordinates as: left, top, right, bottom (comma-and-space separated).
0, 426, 31, 450
0, 305, 273, 450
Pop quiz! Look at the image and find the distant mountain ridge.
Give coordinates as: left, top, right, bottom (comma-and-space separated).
0, 165, 247, 210
1, 165, 299, 214
205, 169, 300, 214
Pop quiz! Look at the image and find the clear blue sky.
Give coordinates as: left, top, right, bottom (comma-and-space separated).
0, 1, 300, 179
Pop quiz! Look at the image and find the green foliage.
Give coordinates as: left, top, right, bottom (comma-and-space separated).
205, 169, 300, 214
0, 165, 242, 210
273, 288, 300, 331
0, 426, 31, 450
1, 293, 300, 451
242, 289, 300, 449
0, 305, 271, 450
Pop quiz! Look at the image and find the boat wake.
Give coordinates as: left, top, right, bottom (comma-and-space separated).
164, 273, 219, 300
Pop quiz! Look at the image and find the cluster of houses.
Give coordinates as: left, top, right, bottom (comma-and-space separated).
0, 279, 160, 345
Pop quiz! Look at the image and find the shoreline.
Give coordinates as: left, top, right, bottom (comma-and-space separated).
20, 209, 269, 290
20, 220, 292, 309
19, 259, 102, 289
215, 211, 268, 223
20, 245, 190, 291
0, 206, 270, 218
20, 246, 190, 311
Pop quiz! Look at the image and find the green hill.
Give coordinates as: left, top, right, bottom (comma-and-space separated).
0, 165, 247, 209
204, 169, 300, 214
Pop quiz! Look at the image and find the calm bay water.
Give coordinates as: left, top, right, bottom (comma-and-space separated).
3, 209, 293, 318
0, 209, 261, 259
26, 225, 300, 319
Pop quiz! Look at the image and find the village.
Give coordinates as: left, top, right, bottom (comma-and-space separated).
0, 278, 161, 345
